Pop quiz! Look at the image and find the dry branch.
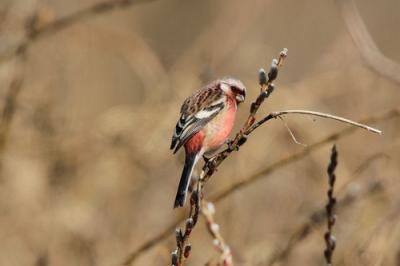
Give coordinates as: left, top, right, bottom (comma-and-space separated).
119, 108, 399, 266
250, 110, 381, 135
172, 190, 200, 266
171, 48, 289, 265
169, 48, 384, 265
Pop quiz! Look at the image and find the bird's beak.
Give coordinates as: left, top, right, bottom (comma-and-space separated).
235, 94, 245, 103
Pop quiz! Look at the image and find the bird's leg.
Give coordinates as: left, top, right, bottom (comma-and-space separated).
202, 154, 213, 164
202, 154, 219, 173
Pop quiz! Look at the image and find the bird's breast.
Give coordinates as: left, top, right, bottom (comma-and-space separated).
203, 99, 237, 150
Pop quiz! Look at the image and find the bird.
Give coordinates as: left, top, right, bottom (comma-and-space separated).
170, 78, 246, 208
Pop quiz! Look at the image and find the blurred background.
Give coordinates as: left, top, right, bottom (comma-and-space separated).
0, 0, 399, 265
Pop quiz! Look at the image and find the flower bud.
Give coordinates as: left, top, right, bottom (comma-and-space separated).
258, 68, 267, 85
183, 244, 192, 258
268, 59, 278, 81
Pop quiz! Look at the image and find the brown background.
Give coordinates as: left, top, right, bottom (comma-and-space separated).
0, 0, 399, 265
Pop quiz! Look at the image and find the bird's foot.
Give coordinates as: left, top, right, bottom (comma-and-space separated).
203, 154, 212, 163
202, 154, 218, 172
226, 138, 240, 151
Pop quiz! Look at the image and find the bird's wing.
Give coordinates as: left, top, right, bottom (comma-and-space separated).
170, 84, 226, 154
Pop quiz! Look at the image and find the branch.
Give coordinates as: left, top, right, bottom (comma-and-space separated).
170, 47, 384, 265
278, 116, 307, 147
171, 49, 288, 265
324, 145, 338, 265
211, 108, 396, 204
119, 108, 399, 266
171, 191, 200, 266
248, 110, 382, 135
336, 0, 400, 85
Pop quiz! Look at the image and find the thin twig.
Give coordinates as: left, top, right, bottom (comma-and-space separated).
278, 116, 307, 147
324, 145, 338, 265
119, 108, 399, 266
248, 110, 382, 135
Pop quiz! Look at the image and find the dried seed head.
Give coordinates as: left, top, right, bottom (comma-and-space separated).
175, 228, 183, 243
171, 250, 178, 266
186, 217, 194, 229
237, 135, 247, 146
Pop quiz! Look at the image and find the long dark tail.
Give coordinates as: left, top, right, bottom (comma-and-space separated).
174, 153, 198, 208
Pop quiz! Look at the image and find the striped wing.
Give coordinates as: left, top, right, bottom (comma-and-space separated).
170, 90, 226, 154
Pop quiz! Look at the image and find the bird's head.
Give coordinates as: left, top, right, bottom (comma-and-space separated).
220, 78, 246, 104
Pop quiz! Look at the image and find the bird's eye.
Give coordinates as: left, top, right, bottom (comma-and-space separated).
231, 86, 245, 98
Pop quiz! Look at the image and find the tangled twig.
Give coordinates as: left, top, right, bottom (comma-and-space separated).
324, 145, 338, 265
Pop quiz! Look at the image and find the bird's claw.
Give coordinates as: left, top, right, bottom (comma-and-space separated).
203, 154, 212, 163
225, 139, 236, 151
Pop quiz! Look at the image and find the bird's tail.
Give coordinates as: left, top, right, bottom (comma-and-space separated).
174, 153, 199, 208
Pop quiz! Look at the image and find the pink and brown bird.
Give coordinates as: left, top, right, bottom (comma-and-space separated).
171, 78, 246, 208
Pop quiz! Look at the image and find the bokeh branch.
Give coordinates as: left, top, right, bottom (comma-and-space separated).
336, 0, 400, 85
